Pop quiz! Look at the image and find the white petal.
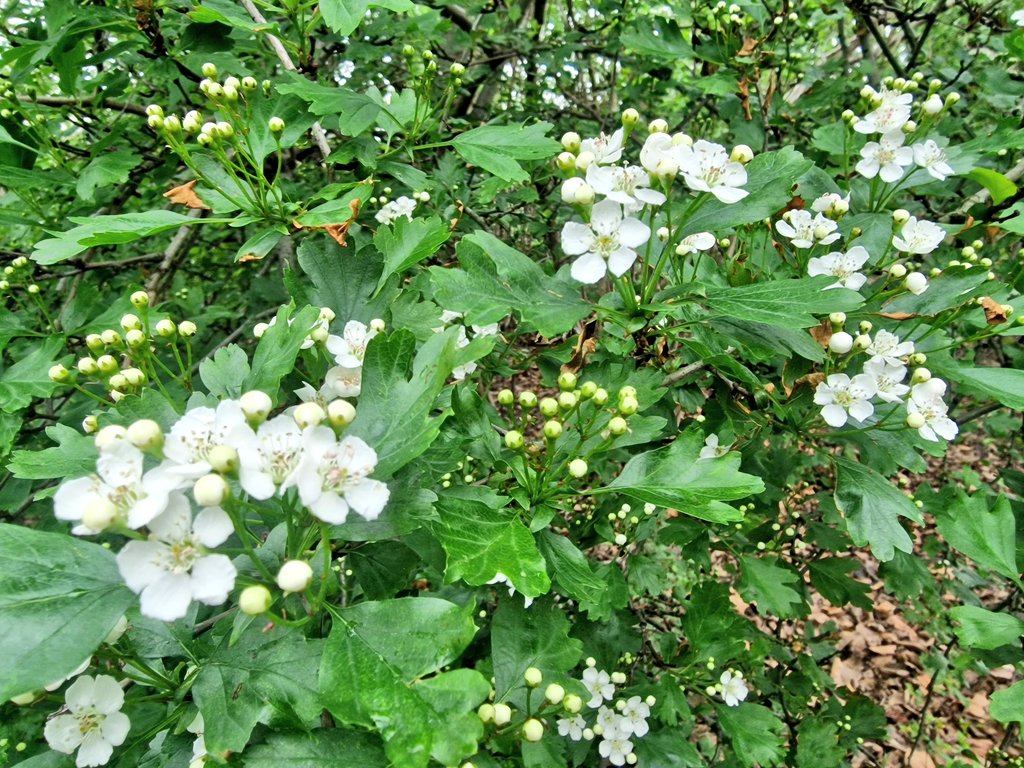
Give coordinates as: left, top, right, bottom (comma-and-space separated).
45, 714, 84, 753
606, 247, 637, 277
89, 675, 125, 715
76, 730, 114, 768
100, 712, 130, 747
570, 253, 607, 284
193, 507, 234, 548
710, 185, 747, 203
139, 573, 193, 621
64, 676, 98, 712
590, 199, 623, 235
848, 400, 874, 422
54, 478, 96, 522
146, 494, 193, 543
189, 555, 236, 606
346, 479, 391, 521
821, 404, 849, 427
617, 217, 650, 249
311, 493, 350, 524
117, 542, 166, 593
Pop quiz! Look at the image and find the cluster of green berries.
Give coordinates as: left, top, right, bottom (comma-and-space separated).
0, 256, 39, 295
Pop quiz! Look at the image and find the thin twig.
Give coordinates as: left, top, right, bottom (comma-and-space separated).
17, 94, 147, 116
661, 347, 735, 387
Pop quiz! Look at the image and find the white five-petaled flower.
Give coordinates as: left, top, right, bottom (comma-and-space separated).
775, 210, 841, 249
582, 667, 615, 708
619, 696, 651, 737
863, 359, 910, 403
596, 705, 622, 734
55, 441, 180, 534
674, 231, 716, 255
892, 216, 945, 254
699, 433, 729, 460
807, 246, 871, 291
598, 731, 634, 767
44, 675, 131, 768
810, 192, 850, 217
289, 427, 390, 524
719, 670, 749, 707
813, 374, 877, 427
586, 164, 666, 211
374, 196, 416, 225
855, 87, 913, 134
561, 199, 651, 284
556, 714, 586, 741
163, 400, 250, 478
867, 329, 915, 365
676, 140, 749, 203
236, 416, 304, 499
907, 379, 958, 441
856, 130, 913, 182
326, 320, 377, 369
912, 139, 955, 181
260, 312, 329, 350
116, 494, 236, 621
579, 129, 625, 165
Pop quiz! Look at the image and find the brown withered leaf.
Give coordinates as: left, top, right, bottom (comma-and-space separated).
738, 76, 752, 121
880, 311, 915, 320
809, 318, 832, 348
786, 371, 825, 399
981, 296, 1008, 325
239, 253, 263, 263
292, 198, 361, 246
164, 180, 209, 210
564, 318, 599, 373
737, 36, 760, 57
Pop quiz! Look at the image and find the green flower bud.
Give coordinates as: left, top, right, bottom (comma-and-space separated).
518, 391, 537, 409
592, 388, 609, 405
568, 458, 588, 478
239, 585, 272, 615
497, 388, 514, 405
580, 381, 597, 398
544, 683, 565, 704
522, 719, 544, 742
539, 397, 559, 417
557, 371, 577, 391
504, 430, 524, 450
524, 667, 542, 687
268, 116, 285, 134
543, 420, 562, 439
608, 416, 628, 435
558, 392, 577, 410
618, 396, 639, 415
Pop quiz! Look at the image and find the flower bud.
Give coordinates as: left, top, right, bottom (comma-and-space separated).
294, 402, 326, 429
892, 208, 910, 225
563, 694, 583, 713
518, 391, 537, 409
945, 92, 960, 105
497, 388, 514, 405
238, 391, 272, 425
648, 118, 668, 133
888, 263, 907, 279
277, 560, 314, 592
828, 331, 853, 354
922, 94, 943, 115
78, 357, 99, 376
194, 473, 229, 507
608, 416, 628, 435
242, 76, 258, 90
100, 330, 122, 347
903, 120, 917, 133
568, 459, 588, 478
579, 381, 597, 399
450, 62, 465, 76
540, 397, 559, 417
146, 104, 164, 117
82, 415, 99, 434
268, 116, 285, 134
177, 320, 197, 337
561, 132, 581, 152
573, 182, 595, 206
239, 585, 273, 615
854, 334, 871, 351
911, 367, 932, 384
493, 703, 512, 726
208, 445, 239, 474
654, 157, 679, 178
327, 398, 356, 428
558, 392, 577, 410
197, 132, 213, 147
82, 498, 118, 531
127, 419, 163, 451
556, 151, 576, 172
155, 319, 177, 337
574, 151, 595, 171
545, 683, 565, 705
656, 226, 670, 241
730, 144, 753, 164
201, 62, 218, 78
95, 425, 128, 450
909, 352, 927, 365
906, 412, 926, 429
125, 329, 146, 349
369, 318, 385, 333
104, 615, 129, 645
310, 326, 329, 344
524, 667, 543, 687
621, 108, 640, 128
505, 430, 525, 450
163, 115, 181, 133
543, 420, 562, 439
522, 719, 544, 742
206, 82, 224, 100
477, 703, 495, 723
828, 312, 846, 327
122, 368, 145, 386
120, 313, 142, 332
592, 388, 609, 405
618, 396, 639, 415
48, 364, 69, 382
557, 371, 577, 391
147, 114, 164, 129
97, 355, 119, 374
109, 373, 128, 390
905, 272, 928, 295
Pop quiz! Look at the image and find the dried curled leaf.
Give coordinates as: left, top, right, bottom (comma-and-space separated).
981, 296, 1008, 325
163, 180, 209, 210
292, 197, 361, 246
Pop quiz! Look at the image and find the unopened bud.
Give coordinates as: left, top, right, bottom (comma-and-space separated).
208, 445, 239, 474
561, 132, 581, 152
505, 430, 524, 450
293, 402, 325, 429
608, 416, 628, 435
268, 116, 285, 134
48, 364, 69, 382
493, 703, 512, 726
540, 397, 559, 417
518, 391, 537, 409
100, 330, 122, 347
556, 152, 576, 172
563, 694, 583, 713
568, 458, 588, 478
82, 415, 99, 434
327, 399, 356, 427
574, 151, 595, 171
911, 367, 931, 384
621, 108, 640, 128
892, 209, 910, 225
120, 314, 142, 332
239, 585, 273, 615
497, 388, 514, 405
558, 391, 577, 410
239, 390, 273, 423
524, 667, 543, 687
155, 319, 177, 337
545, 683, 565, 704
277, 560, 314, 592
125, 329, 146, 348
828, 331, 853, 354
522, 719, 544, 742
906, 412, 926, 429
95, 424, 127, 450
82, 498, 118, 532
97, 355, 119, 374
888, 263, 907, 279
543, 420, 563, 439
201, 62, 218, 78
648, 118, 668, 133
905, 272, 928, 295
127, 419, 163, 451
477, 703, 495, 723
828, 312, 847, 327
730, 144, 753, 164
194, 474, 229, 507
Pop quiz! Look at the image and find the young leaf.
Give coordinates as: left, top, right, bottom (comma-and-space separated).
451, 122, 560, 182
9, 423, 97, 481
935, 493, 1021, 587
990, 679, 1024, 724
537, 530, 607, 606
717, 703, 787, 767
706, 277, 864, 328
373, 216, 451, 295
319, 0, 415, 36
198, 344, 251, 399
833, 456, 921, 561
0, 336, 64, 412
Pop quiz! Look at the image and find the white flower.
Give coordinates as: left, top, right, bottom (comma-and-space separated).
582, 667, 615, 708
910, 139, 955, 181
676, 140, 749, 203
907, 379, 958, 441
486, 571, 534, 608
561, 199, 650, 284
324, 365, 363, 398
867, 329, 914, 365
375, 196, 416, 225
674, 231, 716, 255
719, 670, 749, 707
187, 713, 207, 768
451, 326, 476, 381
586, 164, 666, 210
596, 705, 622, 734
775, 210, 841, 249
44, 675, 130, 768
260, 312, 328, 350
893, 216, 945, 254
289, 427, 389, 524
579, 129, 625, 165
619, 696, 651, 737
557, 714, 586, 741
699, 433, 729, 459
116, 493, 236, 621
856, 130, 913, 182
163, 401, 250, 478
236, 416, 304, 499
1012, 8, 1024, 26
598, 731, 634, 767
863, 359, 910, 403
326, 320, 377, 369
810, 192, 850, 217
55, 442, 181, 534
855, 88, 912, 134
807, 246, 871, 291
639, 132, 678, 175
813, 374, 877, 427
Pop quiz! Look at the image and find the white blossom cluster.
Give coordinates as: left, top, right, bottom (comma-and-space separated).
813, 329, 957, 441
556, 659, 655, 766
53, 313, 390, 622
555, 119, 751, 284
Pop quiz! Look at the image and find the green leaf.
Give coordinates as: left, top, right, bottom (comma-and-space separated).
834, 456, 922, 561
452, 122, 560, 182
681, 147, 813, 235
990, 679, 1024, 724
235, 227, 284, 263
808, 558, 872, 610
0, 524, 135, 700
241, 304, 320, 404
706, 277, 864, 328
32, 211, 222, 265
348, 329, 456, 477
717, 703, 786, 767
296, 233, 394, 324
620, 19, 695, 59
598, 430, 765, 523
76, 149, 141, 203
242, 730, 388, 767
277, 74, 382, 137
935, 492, 1021, 586
796, 717, 844, 768
430, 231, 591, 338
413, 669, 490, 765
967, 167, 1018, 205
319, 597, 482, 768
319, 0, 415, 36
882, 267, 988, 316
9, 423, 97, 480
737, 555, 804, 618
199, 344, 251, 399
537, 530, 607, 606
193, 626, 323, 756
373, 216, 451, 294
0, 336, 64, 411
490, 598, 582, 704
950, 605, 1024, 650
940, 365, 1024, 411
431, 492, 550, 600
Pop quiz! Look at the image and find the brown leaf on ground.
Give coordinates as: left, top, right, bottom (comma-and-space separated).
908, 750, 936, 768
564, 318, 599, 373
164, 180, 209, 209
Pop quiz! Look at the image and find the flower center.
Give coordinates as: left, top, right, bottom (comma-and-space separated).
834, 391, 855, 407
594, 233, 619, 257
78, 711, 105, 735
165, 536, 201, 574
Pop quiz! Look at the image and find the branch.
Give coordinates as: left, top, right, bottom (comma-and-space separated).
237, 0, 332, 161
17, 94, 148, 116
